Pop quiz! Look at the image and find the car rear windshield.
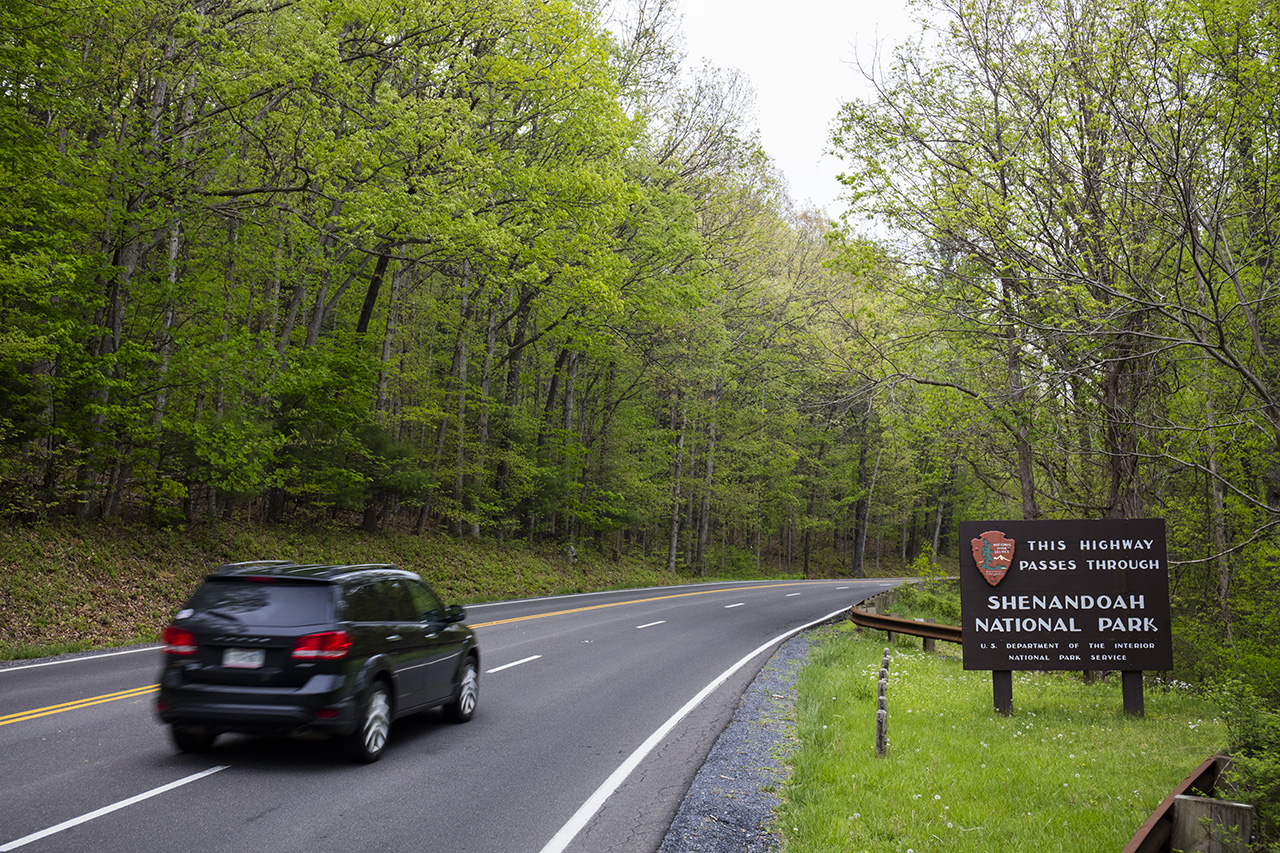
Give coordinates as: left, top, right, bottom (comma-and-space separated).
186, 579, 334, 627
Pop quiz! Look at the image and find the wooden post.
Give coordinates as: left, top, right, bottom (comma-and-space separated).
1122, 670, 1144, 717
875, 696, 888, 757
922, 618, 936, 653
993, 670, 1012, 715
1171, 794, 1254, 852
876, 648, 890, 757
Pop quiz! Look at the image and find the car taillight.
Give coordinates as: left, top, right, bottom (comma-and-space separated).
291, 631, 352, 660
163, 626, 198, 655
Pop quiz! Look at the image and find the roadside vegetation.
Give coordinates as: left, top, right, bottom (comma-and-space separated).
779, 622, 1227, 852
0, 521, 828, 661
778, 583, 1278, 851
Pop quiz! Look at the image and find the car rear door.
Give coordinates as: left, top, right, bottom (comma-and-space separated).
343, 579, 429, 710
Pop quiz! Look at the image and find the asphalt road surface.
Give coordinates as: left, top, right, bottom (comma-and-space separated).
0, 578, 896, 853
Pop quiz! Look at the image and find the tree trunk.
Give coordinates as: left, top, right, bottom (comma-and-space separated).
452, 263, 472, 537
666, 391, 686, 573
697, 405, 717, 576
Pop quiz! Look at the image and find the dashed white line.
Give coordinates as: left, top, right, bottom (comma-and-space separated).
0, 765, 228, 851
724, 603, 745, 609
486, 655, 542, 674
636, 621, 666, 629
786, 593, 802, 597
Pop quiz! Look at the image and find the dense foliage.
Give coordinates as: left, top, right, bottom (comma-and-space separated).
831, 0, 1280, 701
2, 0, 1278, 705
0, 0, 895, 578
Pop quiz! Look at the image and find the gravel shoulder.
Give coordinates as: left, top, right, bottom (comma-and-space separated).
657, 632, 814, 853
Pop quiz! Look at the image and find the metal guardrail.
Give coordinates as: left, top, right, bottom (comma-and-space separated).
847, 607, 963, 644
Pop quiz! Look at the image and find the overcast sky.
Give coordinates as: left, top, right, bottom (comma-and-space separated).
676, 0, 920, 215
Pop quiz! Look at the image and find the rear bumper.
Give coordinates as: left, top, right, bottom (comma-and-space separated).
156, 674, 359, 735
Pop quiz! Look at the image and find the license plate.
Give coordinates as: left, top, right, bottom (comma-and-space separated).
223, 648, 265, 669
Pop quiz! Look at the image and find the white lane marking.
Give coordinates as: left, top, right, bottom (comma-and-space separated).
537, 606, 849, 853
636, 621, 666, 629
0, 646, 160, 674
724, 603, 745, 609
486, 655, 542, 674
0, 765, 228, 851
786, 593, 802, 597
836, 586, 850, 590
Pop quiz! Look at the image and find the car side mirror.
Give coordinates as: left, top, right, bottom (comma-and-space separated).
443, 604, 466, 623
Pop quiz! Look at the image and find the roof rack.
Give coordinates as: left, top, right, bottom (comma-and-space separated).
211, 561, 402, 579
213, 559, 294, 574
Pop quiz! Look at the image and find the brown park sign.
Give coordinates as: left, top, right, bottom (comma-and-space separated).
959, 519, 1172, 671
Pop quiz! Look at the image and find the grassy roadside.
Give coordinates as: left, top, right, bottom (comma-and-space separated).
0, 521, 809, 661
777, 623, 1226, 853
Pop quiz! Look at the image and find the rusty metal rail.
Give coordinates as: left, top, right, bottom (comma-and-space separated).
847, 607, 963, 643
1122, 756, 1223, 853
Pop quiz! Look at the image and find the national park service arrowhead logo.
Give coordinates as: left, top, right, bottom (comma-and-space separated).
971, 530, 1015, 587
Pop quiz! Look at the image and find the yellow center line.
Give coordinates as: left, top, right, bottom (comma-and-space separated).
468, 580, 835, 628
1, 581, 851, 726
1, 685, 159, 727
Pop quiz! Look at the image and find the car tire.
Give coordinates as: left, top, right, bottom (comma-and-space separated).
344, 682, 392, 763
444, 657, 478, 723
170, 724, 217, 754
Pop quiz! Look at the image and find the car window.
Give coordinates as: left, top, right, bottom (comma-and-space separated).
343, 581, 395, 622
381, 580, 418, 622
405, 580, 444, 623
187, 580, 333, 627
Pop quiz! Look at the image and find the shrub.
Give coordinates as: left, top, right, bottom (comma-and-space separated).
1222, 687, 1280, 849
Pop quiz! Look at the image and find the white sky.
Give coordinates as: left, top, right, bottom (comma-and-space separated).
677, 0, 920, 215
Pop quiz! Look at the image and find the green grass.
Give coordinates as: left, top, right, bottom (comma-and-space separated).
778, 624, 1226, 853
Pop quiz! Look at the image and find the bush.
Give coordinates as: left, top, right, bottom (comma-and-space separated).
893, 580, 961, 624
1222, 688, 1280, 849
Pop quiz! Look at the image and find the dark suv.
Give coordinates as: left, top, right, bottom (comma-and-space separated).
156, 561, 479, 762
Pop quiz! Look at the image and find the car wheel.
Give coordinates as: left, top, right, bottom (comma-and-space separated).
344, 682, 392, 763
444, 658, 478, 723
170, 724, 217, 754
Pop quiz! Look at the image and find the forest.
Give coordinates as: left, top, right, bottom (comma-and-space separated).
2, 0, 1278, 704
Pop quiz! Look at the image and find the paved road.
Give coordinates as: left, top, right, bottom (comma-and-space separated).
0, 578, 896, 853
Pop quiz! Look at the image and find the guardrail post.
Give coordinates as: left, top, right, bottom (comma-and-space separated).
922, 618, 936, 653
